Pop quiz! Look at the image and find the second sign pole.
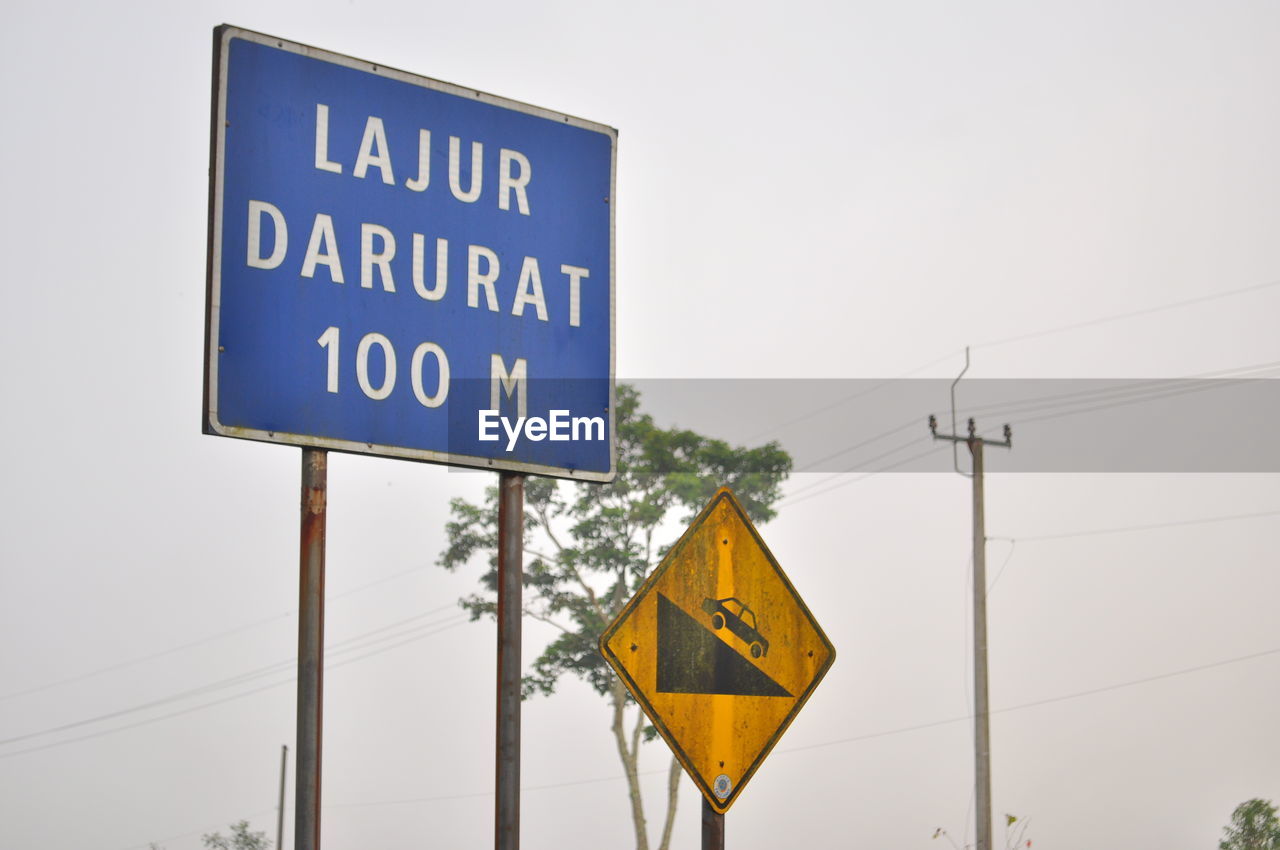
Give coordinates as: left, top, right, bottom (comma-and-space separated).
496, 472, 525, 850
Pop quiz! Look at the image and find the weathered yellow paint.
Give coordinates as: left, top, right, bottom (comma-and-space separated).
599, 487, 835, 813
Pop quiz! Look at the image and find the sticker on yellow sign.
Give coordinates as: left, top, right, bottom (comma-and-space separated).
599, 487, 836, 813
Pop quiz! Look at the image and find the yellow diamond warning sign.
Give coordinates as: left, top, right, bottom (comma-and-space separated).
599, 487, 835, 813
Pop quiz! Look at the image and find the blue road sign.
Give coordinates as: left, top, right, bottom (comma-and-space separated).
205, 26, 615, 480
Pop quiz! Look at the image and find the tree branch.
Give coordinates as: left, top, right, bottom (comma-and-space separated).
523, 607, 572, 634
657, 754, 681, 850
629, 700, 645, 760
536, 500, 604, 620
536, 503, 567, 555
611, 679, 649, 850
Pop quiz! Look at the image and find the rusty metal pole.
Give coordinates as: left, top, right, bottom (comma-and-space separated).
969, 438, 992, 850
496, 472, 524, 850
297, 448, 327, 850
701, 798, 724, 850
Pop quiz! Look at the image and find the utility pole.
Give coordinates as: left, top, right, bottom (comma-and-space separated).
929, 415, 1011, 850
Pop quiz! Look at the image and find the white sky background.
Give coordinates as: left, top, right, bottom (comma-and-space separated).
1, 1, 1278, 848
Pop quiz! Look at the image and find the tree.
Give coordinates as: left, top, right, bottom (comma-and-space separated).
202, 820, 270, 850
1220, 799, 1280, 850
439, 383, 790, 850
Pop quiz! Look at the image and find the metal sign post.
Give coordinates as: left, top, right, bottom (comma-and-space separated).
701, 798, 725, 850
495, 472, 524, 850
296, 448, 327, 850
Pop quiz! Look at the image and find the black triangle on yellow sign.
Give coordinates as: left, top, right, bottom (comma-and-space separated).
655, 594, 793, 697
599, 487, 835, 813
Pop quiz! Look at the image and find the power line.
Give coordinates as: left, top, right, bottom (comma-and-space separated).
0, 611, 294, 704
957, 360, 1280, 426
777, 444, 950, 508
746, 348, 964, 443
0, 563, 442, 703
795, 420, 920, 474
0, 616, 472, 759
989, 508, 1280, 543
973, 278, 1280, 350
778, 644, 1280, 753
1, 676, 300, 761
0, 608, 467, 746
979, 375, 1276, 435
985, 539, 1017, 594
775, 426, 925, 504
0, 610, 468, 747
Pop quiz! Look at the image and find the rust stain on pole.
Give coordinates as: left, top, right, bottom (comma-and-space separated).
496, 472, 524, 850
297, 448, 327, 850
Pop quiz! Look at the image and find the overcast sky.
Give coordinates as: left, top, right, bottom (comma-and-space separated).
2, 2, 1278, 849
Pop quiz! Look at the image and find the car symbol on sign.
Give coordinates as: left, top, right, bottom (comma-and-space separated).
701, 597, 769, 658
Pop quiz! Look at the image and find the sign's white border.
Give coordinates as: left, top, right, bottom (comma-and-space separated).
203, 25, 617, 481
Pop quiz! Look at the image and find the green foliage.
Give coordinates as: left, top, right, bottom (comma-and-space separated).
202, 820, 270, 850
1220, 799, 1280, 850
932, 813, 1031, 849
438, 383, 791, 700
